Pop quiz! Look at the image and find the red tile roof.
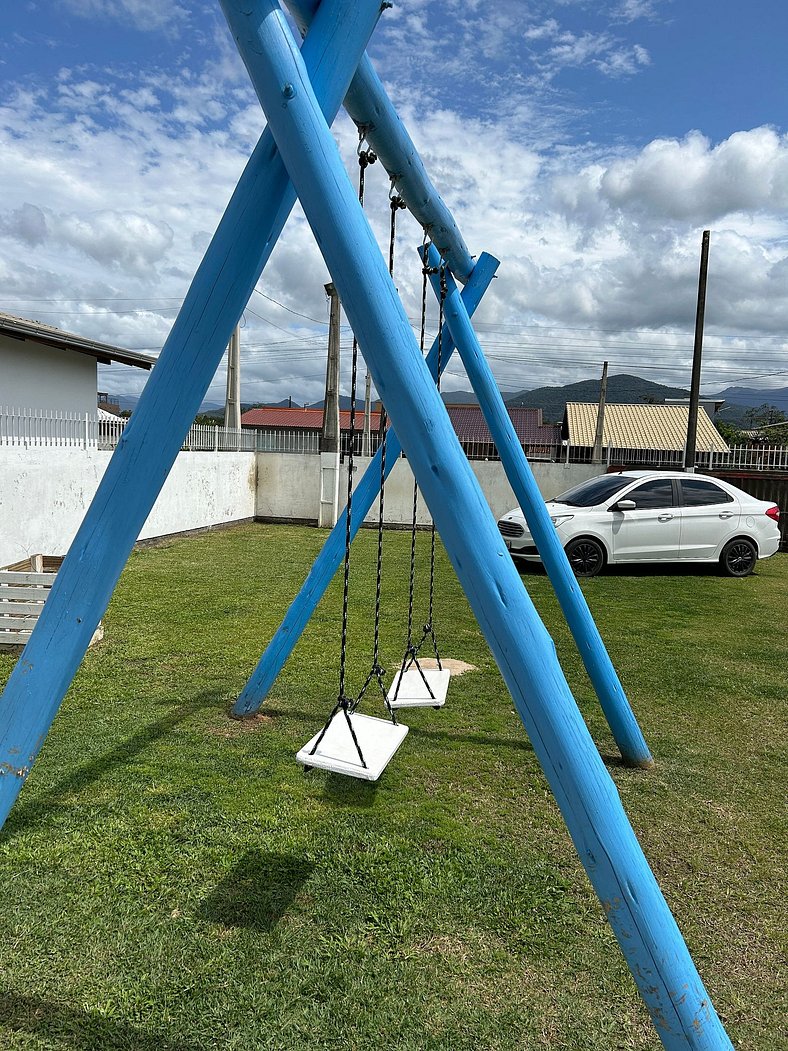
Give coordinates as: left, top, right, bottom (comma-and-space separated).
241, 406, 382, 431
445, 404, 560, 445
241, 403, 560, 446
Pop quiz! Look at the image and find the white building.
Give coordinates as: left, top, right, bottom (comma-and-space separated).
0, 311, 154, 415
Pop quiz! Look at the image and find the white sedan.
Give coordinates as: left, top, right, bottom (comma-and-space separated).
497, 470, 782, 578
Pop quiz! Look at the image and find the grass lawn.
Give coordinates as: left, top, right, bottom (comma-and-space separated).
0, 522, 785, 1050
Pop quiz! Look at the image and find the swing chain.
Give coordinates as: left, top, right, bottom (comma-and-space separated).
353, 182, 404, 715
312, 134, 380, 765
335, 136, 372, 713
421, 260, 447, 669
391, 238, 444, 704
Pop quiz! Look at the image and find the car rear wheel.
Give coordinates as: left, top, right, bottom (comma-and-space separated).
720, 538, 757, 577
565, 537, 605, 578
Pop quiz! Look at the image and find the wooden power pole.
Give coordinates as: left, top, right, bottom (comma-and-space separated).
592, 360, 608, 463
224, 324, 241, 431
684, 230, 711, 472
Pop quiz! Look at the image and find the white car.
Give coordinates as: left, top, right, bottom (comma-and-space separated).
498, 470, 782, 578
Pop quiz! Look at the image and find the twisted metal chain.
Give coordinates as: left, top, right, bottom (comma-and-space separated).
336, 137, 376, 707
312, 137, 378, 765
354, 185, 406, 716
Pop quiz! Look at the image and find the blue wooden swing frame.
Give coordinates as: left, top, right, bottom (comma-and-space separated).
0, 2, 733, 1047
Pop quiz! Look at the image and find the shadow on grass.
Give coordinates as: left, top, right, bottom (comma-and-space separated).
258, 706, 535, 757
413, 724, 533, 754
0, 990, 198, 1051
515, 559, 740, 580
321, 772, 380, 807
199, 848, 314, 931
2, 691, 219, 843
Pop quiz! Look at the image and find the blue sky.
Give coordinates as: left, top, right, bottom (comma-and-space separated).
1, 1, 787, 405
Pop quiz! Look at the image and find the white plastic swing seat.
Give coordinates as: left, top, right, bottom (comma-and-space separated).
387, 667, 451, 709
296, 712, 409, 781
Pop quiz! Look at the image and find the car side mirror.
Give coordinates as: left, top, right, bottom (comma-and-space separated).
614, 499, 636, 511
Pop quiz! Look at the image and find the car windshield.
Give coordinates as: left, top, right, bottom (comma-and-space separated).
552, 474, 637, 507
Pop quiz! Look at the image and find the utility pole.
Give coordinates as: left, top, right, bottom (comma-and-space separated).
319, 283, 341, 527
684, 230, 711, 472
362, 369, 372, 456
224, 324, 241, 431
591, 360, 608, 463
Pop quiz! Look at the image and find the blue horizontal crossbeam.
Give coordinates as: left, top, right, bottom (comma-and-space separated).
285, 0, 475, 283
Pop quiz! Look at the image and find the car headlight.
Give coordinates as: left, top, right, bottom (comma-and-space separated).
550, 514, 574, 527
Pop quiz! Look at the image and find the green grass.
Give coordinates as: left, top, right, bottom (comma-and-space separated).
0, 523, 785, 1050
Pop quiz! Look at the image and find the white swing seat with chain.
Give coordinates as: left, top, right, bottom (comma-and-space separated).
387, 666, 450, 709
296, 712, 409, 781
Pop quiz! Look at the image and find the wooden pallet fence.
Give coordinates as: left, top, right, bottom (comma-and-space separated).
0, 556, 104, 653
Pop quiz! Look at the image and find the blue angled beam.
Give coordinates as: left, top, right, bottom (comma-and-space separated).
285, 0, 475, 283
234, 253, 499, 716
234, 5, 732, 1046
0, 0, 384, 830
423, 244, 653, 769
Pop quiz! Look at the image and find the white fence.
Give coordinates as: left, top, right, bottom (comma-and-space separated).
3, 407, 788, 471
0, 407, 261, 453
0, 406, 127, 449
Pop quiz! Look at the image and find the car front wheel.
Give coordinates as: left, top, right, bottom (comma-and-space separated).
720, 538, 757, 577
565, 537, 605, 578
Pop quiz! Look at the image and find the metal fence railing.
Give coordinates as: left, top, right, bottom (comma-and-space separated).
0, 406, 128, 449
3, 407, 788, 471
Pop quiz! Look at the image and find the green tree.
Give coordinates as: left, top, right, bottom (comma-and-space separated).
715, 420, 749, 446
744, 403, 787, 428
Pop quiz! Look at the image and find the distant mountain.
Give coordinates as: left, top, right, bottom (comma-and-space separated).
711, 386, 788, 412
441, 389, 478, 405
505, 374, 691, 423
308, 397, 365, 411
115, 393, 225, 415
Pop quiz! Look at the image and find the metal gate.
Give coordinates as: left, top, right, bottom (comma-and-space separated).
708, 470, 788, 551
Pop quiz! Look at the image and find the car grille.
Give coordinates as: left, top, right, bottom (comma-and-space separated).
498, 520, 524, 538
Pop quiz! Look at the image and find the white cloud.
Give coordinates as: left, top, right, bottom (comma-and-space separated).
0, 5, 786, 405
597, 128, 788, 220
61, 0, 189, 35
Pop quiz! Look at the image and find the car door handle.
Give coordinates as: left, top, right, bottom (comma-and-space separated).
657, 513, 674, 522
719, 511, 734, 519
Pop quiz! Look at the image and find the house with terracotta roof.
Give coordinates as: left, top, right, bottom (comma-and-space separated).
241, 403, 561, 459
241, 405, 384, 454
444, 404, 561, 459
562, 402, 729, 466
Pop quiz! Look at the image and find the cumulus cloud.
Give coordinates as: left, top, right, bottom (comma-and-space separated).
0, 2, 786, 405
598, 128, 788, 219
0, 203, 49, 247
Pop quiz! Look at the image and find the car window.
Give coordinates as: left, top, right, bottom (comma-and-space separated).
625, 479, 677, 509
680, 479, 734, 506
552, 475, 636, 507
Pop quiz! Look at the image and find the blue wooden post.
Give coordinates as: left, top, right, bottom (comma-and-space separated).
0, 0, 384, 830
423, 245, 653, 769
234, 255, 498, 715
231, 6, 732, 1046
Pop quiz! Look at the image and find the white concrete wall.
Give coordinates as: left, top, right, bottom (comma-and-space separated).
254, 451, 601, 527
1, 337, 97, 415
0, 443, 600, 568
256, 451, 321, 521
0, 448, 256, 568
